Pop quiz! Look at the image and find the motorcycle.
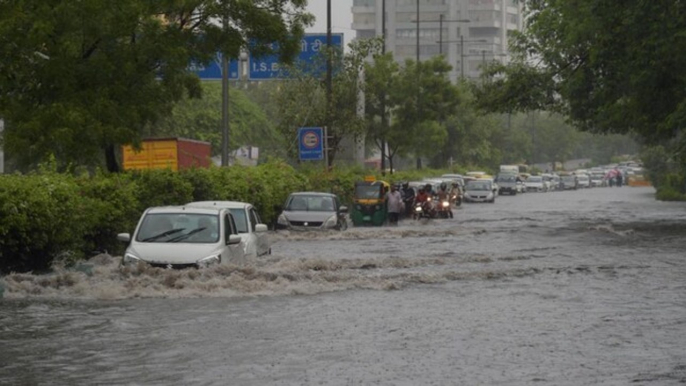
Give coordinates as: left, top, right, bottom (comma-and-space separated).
450, 192, 462, 207
438, 198, 453, 219
414, 198, 437, 220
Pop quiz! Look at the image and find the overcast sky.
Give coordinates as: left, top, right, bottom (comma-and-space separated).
305, 0, 354, 47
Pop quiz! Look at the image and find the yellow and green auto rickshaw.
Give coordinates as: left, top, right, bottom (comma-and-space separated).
351, 177, 390, 226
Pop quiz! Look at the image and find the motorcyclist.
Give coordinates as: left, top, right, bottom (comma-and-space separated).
448, 181, 461, 206
415, 187, 429, 204
424, 183, 434, 198
436, 182, 449, 202
401, 182, 416, 218
436, 182, 453, 218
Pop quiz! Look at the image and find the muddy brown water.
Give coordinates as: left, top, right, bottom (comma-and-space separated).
1, 187, 685, 385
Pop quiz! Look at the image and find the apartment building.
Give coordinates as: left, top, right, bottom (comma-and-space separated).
351, 0, 523, 82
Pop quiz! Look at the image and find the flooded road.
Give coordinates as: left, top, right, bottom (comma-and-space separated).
1, 186, 686, 385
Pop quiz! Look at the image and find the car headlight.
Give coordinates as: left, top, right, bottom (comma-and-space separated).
122, 252, 141, 266
197, 255, 221, 268
277, 213, 288, 226
324, 215, 337, 228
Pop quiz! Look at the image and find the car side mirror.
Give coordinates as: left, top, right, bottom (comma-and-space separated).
117, 233, 131, 243
339, 205, 348, 213
227, 234, 241, 245
255, 224, 268, 233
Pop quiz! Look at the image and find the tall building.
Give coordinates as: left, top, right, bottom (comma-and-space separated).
351, 0, 523, 82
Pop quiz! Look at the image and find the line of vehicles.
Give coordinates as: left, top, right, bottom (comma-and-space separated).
117, 162, 644, 270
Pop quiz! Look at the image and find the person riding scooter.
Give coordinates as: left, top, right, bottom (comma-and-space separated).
436, 182, 453, 219
449, 181, 462, 207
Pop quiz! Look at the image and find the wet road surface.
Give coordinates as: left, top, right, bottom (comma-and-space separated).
1, 186, 685, 385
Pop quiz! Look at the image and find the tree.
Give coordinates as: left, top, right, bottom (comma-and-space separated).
272, 38, 381, 165
0, 0, 312, 172
389, 56, 459, 170
149, 82, 285, 160
476, 0, 686, 147
363, 51, 399, 172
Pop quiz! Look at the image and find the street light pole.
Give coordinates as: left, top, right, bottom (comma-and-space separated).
416, 0, 421, 169
460, 35, 464, 78
439, 14, 443, 55
381, 0, 387, 173
221, 15, 229, 167
325, 0, 332, 169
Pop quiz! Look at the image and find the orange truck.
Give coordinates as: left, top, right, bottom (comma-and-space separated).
122, 137, 212, 171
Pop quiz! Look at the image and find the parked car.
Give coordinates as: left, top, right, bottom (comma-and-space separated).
524, 176, 548, 192
117, 205, 244, 269
464, 179, 496, 203
276, 192, 348, 231
186, 201, 271, 257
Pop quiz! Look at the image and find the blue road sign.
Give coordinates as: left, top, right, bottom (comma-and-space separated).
298, 127, 324, 161
249, 34, 343, 80
190, 54, 239, 80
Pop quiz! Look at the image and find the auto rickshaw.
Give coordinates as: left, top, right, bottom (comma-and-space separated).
351, 177, 390, 226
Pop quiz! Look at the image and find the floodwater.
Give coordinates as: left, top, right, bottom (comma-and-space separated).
1, 186, 685, 385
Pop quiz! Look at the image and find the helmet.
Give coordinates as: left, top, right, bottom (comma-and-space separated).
418, 187, 425, 193
425, 183, 432, 191
440, 182, 447, 190
452, 181, 458, 187
402, 182, 409, 189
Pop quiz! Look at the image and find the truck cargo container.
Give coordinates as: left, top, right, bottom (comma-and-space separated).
122, 138, 212, 171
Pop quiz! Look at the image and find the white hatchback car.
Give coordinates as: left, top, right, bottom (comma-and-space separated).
186, 201, 271, 257
118, 205, 244, 269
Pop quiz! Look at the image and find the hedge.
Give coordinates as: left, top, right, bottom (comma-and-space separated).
0, 161, 462, 274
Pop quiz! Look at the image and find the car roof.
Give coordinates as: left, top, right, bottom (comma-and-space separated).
186, 201, 252, 210
288, 192, 337, 197
145, 205, 223, 215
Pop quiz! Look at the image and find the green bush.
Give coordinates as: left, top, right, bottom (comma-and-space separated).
0, 172, 95, 273
656, 186, 686, 201
128, 168, 195, 209
0, 161, 479, 273
76, 172, 141, 256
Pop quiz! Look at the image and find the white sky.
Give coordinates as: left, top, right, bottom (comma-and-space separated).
305, 0, 354, 48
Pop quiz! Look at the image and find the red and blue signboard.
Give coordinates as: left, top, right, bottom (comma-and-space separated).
298, 127, 324, 161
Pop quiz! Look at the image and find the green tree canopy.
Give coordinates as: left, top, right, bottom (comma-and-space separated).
0, 0, 312, 172
476, 0, 686, 145
148, 82, 285, 160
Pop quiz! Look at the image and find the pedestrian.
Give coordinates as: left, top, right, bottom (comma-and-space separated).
386, 184, 403, 226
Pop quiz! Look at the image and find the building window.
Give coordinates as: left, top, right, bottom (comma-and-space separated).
353, 13, 375, 24
357, 30, 377, 39
507, 13, 518, 24
353, 0, 375, 6
396, 28, 443, 39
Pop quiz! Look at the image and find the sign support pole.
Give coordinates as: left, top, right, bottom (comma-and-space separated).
323, 126, 329, 171
221, 14, 230, 167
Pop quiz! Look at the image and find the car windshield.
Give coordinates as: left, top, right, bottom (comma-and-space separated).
562, 176, 575, 181
497, 175, 516, 182
286, 195, 335, 212
466, 181, 491, 191
229, 208, 249, 233
355, 185, 382, 199
136, 213, 219, 243
528, 176, 542, 182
